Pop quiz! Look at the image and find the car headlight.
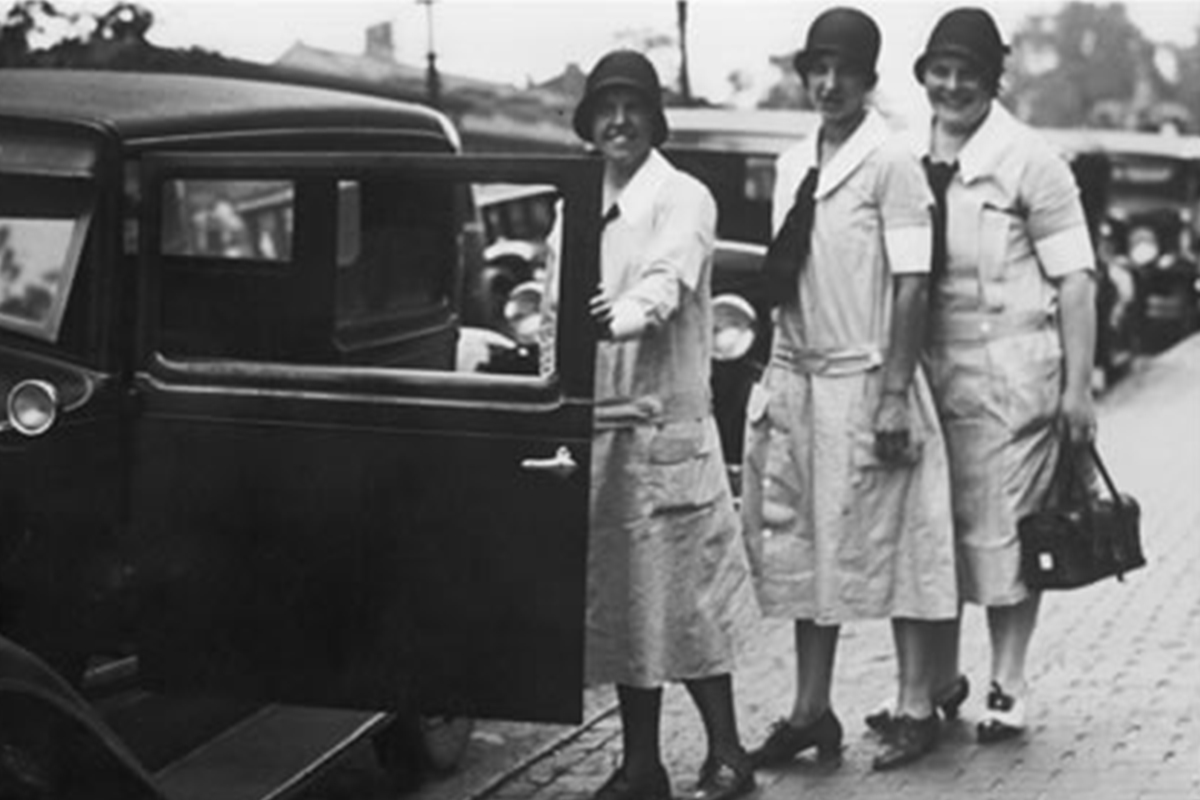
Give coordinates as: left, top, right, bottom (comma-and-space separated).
7, 379, 59, 437
503, 281, 545, 346
712, 294, 757, 362
1128, 227, 1159, 267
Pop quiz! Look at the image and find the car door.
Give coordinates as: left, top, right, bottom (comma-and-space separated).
129, 151, 599, 724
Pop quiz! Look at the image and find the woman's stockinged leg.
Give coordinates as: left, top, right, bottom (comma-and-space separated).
616, 684, 665, 781
987, 592, 1042, 694
891, 618, 936, 719
929, 614, 962, 692
789, 620, 839, 726
683, 673, 746, 766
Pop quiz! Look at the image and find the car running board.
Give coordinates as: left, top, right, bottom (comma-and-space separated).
154, 705, 389, 800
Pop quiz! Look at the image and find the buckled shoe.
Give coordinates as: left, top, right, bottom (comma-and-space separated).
977, 682, 1026, 744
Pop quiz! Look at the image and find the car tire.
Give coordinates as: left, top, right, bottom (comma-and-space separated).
371, 710, 475, 789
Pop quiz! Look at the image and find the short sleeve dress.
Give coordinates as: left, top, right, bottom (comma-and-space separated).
741, 110, 958, 625
919, 104, 1095, 605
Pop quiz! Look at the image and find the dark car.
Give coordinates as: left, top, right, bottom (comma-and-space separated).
0, 69, 602, 796
1046, 129, 1200, 355
664, 108, 820, 484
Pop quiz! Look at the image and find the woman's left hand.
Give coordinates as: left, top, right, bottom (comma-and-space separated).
1059, 383, 1097, 447
873, 392, 912, 463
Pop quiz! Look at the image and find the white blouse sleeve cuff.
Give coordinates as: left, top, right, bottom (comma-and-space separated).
884, 225, 933, 275
1035, 225, 1095, 278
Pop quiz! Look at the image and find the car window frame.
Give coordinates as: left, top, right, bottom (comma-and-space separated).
137, 150, 600, 405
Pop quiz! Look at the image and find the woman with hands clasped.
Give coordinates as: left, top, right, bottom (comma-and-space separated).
741, 6, 958, 772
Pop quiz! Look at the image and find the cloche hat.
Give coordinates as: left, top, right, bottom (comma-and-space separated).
792, 7, 881, 82
572, 49, 668, 146
914, 7, 1010, 86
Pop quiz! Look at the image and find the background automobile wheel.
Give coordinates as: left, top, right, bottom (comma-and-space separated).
371, 711, 475, 789
419, 714, 475, 774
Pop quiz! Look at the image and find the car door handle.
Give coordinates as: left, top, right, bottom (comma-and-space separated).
521, 446, 578, 478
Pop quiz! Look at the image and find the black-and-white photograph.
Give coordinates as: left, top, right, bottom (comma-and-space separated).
0, 1, 1195, 798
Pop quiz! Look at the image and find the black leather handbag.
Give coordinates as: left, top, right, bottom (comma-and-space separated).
1019, 442, 1145, 590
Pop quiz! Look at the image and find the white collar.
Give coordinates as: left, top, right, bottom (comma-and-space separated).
609, 148, 672, 224
952, 102, 1020, 184
799, 109, 889, 199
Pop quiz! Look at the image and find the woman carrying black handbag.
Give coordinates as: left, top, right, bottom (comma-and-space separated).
867, 7, 1100, 746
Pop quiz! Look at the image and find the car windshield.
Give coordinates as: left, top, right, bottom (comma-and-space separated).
1108, 154, 1193, 217
0, 174, 93, 342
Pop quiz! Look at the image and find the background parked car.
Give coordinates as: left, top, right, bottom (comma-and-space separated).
664, 108, 819, 486
1046, 128, 1200, 355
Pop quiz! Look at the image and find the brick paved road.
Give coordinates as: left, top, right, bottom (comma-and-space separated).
483, 335, 1200, 800
300, 336, 1199, 800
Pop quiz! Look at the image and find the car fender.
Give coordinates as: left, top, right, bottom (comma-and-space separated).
0, 635, 164, 798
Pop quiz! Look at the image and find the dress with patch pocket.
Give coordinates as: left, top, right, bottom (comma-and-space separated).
741, 110, 958, 624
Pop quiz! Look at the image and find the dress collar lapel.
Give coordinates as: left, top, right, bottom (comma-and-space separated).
610, 148, 670, 225
814, 109, 888, 200
957, 102, 1018, 184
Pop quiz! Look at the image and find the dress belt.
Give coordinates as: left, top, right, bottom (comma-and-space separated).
928, 309, 1054, 344
769, 345, 884, 376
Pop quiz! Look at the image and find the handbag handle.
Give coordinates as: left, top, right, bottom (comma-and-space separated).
1045, 440, 1125, 513
1052, 440, 1137, 581
1085, 442, 1125, 510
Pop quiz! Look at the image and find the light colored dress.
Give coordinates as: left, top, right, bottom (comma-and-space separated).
918, 104, 1095, 605
742, 110, 958, 625
550, 149, 758, 688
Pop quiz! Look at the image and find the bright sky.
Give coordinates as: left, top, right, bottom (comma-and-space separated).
38, 1, 1200, 119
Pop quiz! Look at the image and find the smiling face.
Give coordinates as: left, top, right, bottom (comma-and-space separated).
589, 86, 655, 180
922, 53, 993, 135
802, 53, 872, 133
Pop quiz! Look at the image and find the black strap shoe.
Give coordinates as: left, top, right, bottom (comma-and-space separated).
864, 674, 970, 734
748, 709, 843, 768
592, 764, 672, 800
871, 714, 939, 771
690, 753, 756, 800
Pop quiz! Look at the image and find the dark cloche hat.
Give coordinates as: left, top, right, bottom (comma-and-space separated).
792, 7, 881, 80
913, 7, 1010, 85
572, 49, 668, 146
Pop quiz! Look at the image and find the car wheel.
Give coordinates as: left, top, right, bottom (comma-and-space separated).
418, 714, 475, 774
371, 710, 475, 789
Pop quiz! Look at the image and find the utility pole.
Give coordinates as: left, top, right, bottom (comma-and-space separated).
676, 0, 693, 104
416, 0, 441, 108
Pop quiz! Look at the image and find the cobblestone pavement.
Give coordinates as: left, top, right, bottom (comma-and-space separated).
302, 336, 1200, 800
481, 335, 1200, 800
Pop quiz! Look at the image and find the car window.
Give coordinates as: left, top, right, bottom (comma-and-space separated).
152, 171, 563, 380
163, 179, 293, 261
666, 149, 773, 244
475, 183, 558, 245
1108, 155, 1191, 217
0, 174, 93, 342
334, 178, 454, 329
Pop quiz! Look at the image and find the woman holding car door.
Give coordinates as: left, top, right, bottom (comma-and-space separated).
540, 49, 760, 800
741, 6, 958, 772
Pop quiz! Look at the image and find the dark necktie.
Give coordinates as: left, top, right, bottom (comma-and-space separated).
923, 158, 958, 280
600, 203, 620, 231
762, 167, 819, 307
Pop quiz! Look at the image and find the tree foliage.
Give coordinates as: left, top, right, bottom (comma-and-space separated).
0, 0, 260, 74
1007, 2, 1200, 132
